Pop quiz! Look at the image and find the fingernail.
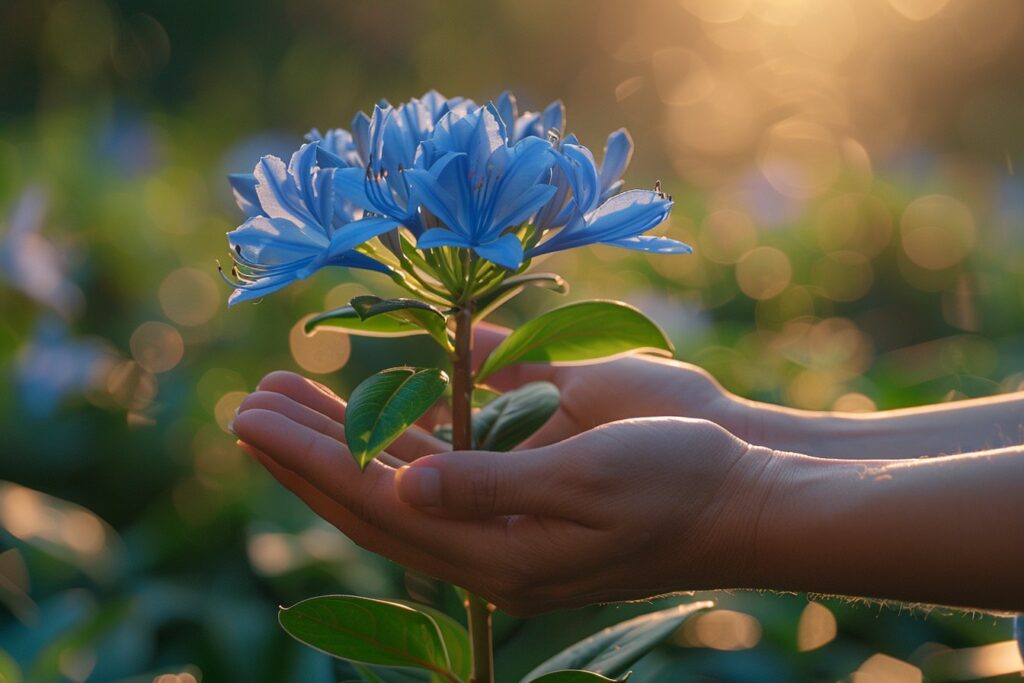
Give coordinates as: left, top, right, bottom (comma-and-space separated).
396, 466, 441, 507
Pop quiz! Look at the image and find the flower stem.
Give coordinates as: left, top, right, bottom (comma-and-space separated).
452, 300, 494, 683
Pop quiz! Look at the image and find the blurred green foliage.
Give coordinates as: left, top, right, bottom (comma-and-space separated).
1, 0, 1023, 681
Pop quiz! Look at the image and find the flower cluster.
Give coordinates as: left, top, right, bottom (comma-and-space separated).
223, 90, 690, 304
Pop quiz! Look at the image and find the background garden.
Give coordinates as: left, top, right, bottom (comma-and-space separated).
1, 0, 1023, 680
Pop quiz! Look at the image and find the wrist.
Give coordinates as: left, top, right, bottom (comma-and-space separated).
751, 453, 886, 597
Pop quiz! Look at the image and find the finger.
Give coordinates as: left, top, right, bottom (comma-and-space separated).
254, 371, 450, 462
239, 390, 344, 441
517, 408, 584, 449
238, 442, 470, 583
257, 371, 346, 423
232, 409, 508, 564
395, 447, 582, 518
236, 390, 405, 467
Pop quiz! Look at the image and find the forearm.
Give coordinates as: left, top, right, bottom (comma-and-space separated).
719, 392, 1024, 459
753, 446, 1024, 613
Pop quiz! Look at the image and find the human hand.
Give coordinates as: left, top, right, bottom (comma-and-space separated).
232, 371, 778, 616
470, 322, 747, 447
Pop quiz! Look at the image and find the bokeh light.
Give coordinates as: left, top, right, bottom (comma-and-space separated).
289, 316, 352, 374
796, 601, 838, 651
129, 321, 184, 373
158, 267, 220, 327
676, 609, 763, 651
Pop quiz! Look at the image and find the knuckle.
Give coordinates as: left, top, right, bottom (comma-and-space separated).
238, 390, 285, 413
467, 465, 501, 515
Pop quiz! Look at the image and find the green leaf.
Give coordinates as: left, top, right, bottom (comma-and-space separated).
520, 602, 712, 682
346, 368, 449, 469
430, 382, 559, 451
528, 672, 617, 683
278, 595, 460, 682
393, 602, 470, 683
305, 296, 452, 350
474, 382, 560, 451
305, 307, 425, 336
0, 649, 22, 683
474, 272, 568, 321
476, 300, 674, 383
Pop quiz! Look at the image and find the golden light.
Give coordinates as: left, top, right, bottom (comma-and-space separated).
887, 0, 951, 22
900, 195, 976, 271
920, 640, 1024, 679
153, 673, 199, 683
678, 0, 750, 24
854, 653, 922, 683
158, 267, 220, 327
214, 391, 248, 433
833, 392, 876, 413
676, 609, 762, 650
130, 321, 184, 373
0, 483, 118, 576
758, 119, 841, 199
289, 316, 351, 374
796, 601, 837, 651
247, 531, 296, 576
735, 246, 792, 300
323, 282, 370, 310
652, 47, 716, 107
813, 194, 893, 258
699, 209, 758, 265
105, 360, 158, 411
786, 368, 841, 410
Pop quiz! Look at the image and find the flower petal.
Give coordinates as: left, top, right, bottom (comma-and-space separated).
405, 169, 464, 236
228, 173, 262, 217
599, 129, 634, 199
228, 215, 328, 265
602, 235, 692, 254
473, 233, 524, 270
254, 152, 319, 227
326, 217, 400, 259
416, 227, 473, 250
489, 183, 556, 234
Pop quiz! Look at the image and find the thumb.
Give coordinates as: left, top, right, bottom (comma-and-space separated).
395, 449, 569, 517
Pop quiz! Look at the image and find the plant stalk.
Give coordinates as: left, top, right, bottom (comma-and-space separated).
452, 300, 495, 683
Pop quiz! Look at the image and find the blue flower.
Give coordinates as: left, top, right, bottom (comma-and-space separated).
526, 130, 691, 258
224, 142, 397, 305
494, 91, 565, 144
402, 105, 557, 269
528, 188, 687, 257
311, 91, 474, 236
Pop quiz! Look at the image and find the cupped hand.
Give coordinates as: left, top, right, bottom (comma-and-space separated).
471, 323, 744, 447
232, 371, 777, 616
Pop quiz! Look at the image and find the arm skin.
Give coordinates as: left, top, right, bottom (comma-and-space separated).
468, 324, 1024, 459
758, 446, 1024, 614
232, 371, 1024, 616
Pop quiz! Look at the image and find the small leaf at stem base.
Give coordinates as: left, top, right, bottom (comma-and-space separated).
346, 367, 449, 469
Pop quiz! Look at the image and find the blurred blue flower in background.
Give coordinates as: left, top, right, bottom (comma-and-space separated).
15, 317, 114, 418
0, 186, 84, 318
